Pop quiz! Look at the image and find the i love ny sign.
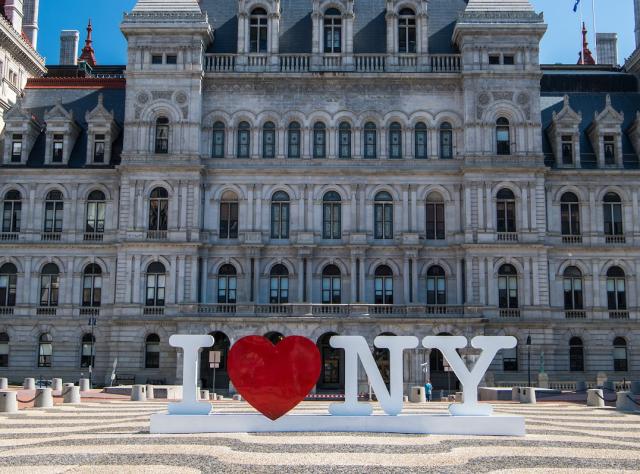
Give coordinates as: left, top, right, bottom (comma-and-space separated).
150, 334, 526, 436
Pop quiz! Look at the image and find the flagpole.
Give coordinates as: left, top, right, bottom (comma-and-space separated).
592, 0, 598, 64
580, 1, 584, 64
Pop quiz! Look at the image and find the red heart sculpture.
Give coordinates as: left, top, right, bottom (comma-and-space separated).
227, 336, 321, 420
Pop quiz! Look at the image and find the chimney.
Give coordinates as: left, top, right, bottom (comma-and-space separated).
22, 0, 39, 48
596, 33, 618, 66
3, 0, 23, 32
59, 30, 80, 65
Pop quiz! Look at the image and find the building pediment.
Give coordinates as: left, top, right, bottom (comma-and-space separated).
550, 95, 582, 128
591, 94, 624, 127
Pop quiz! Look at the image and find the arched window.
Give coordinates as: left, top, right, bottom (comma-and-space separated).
606, 266, 627, 311
237, 121, 251, 158
322, 265, 342, 304
374, 265, 393, 304
269, 264, 289, 304
146, 262, 166, 307
374, 191, 393, 240
503, 343, 518, 372
414, 122, 427, 159
220, 191, 239, 239
2, 190, 21, 234
148, 188, 168, 232
85, 190, 106, 235
40, 263, 60, 307
426, 266, 446, 305
44, 190, 63, 235
561, 192, 581, 237
145, 334, 160, 369
217, 264, 237, 304
262, 121, 276, 158
426, 192, 445, 240
82, 264, 102, 308
212, 121, 225, 158
155, 117, 169, 154
287, 122, 301, 158
498, 264, 518, 309
439, 122, 453, 159
496, 188, 516, 233
563, 266, 583, 311
364, 122, 377, 159
250, 8, 268, 53
38, 333, 53, 368
322, 191, 341, 240
0, 263, 17, 307
569, 336, 584, 372
603, 192, 623, 237
388, 122, 402, 159
338, 122, 351, 159
0, 333, 8, 367
398, 8, 416, 53
613, 337, 628, 372
313, 122, 326, 158
80, 333, 95, 368
496, 117, 511, 155
271, 191, 290, 239
324, 8, 342, 53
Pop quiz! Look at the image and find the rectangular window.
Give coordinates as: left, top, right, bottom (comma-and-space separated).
561, 136, 573, 165
604, 136, 616, 165
152, 55, 163, 64
11, 134, 22, 162
489, 55, 500, 65
52, 135, 64, 163
94, 134, 105, 163
166, 55, 177, 65
219, 202, 239, 239
502, 347, 518, 371
503, 55, 515, 65
0, 340, 8, 367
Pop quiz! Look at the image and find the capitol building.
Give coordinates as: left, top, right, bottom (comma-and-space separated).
0, 0, 639, 393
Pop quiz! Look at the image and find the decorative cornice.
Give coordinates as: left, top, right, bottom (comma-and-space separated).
0, 15, 46, 75
458, 10, 544, 24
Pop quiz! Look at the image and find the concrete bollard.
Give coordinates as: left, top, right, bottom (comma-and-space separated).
521, 387, 537, 404
34, 388, 54, 408
52, 378, 63, 392
233, 394, 243, 401
146, 385, 155, 400
216, 395, 223, 401
0, 391, 18, 413
199, 389, 209, 401
402, 395, 409, 402
131, 384, 146, 402
79, 378, 90, 392
63, 385, 81, 404
511, 387, 520, 402
455, 392, 464, 403
630, 382, 640, 396
616, 391, 638, 413
409, 386, 426, 403
586, 389, 605, 407
575, 381, 587, 393
0, 378, 7, 390
23, 378, 35, 390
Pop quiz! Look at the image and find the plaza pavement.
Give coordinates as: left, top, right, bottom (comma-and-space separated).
0, 397, 639, 473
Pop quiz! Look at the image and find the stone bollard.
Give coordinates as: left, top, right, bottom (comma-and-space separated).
216, 395, 223, 401
586, 389, 605, 408
0, 378, 8, 390
409, 386, 426, 403
521, 387, 537, 404
52, 378, 63, 392
131, 384, 146, 402
0, 391, 18, 413
200, 389, 209, 401
23, 378, 35, 390
146, 385, 155, 400
402, 395, 409, 402
34, 388, 54, 408
455, 392, 464, 403
511, 387, 520, 402
63, 384, 81, 404
616, 391, 638, 413
233, 394, 243, 401
79, 379, 91, 392
576, 381, 587, 393
630, 382, 640, 396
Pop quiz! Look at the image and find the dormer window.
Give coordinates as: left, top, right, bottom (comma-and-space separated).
324, 8, 342, 53
52, 135, 64, 163
85, 94, 120, 165
561, 135, 574, 165
11, 135, 22, 163
250, 8, 268, 53
94, 134, 105, 163
604, 136, 616, 165
155, 117, 169, 154
398, 8, 416, 53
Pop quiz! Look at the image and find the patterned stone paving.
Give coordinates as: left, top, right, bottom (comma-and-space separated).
0, 400, 639, 473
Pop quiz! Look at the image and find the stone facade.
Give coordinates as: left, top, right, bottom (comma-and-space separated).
0, 0, 638, 393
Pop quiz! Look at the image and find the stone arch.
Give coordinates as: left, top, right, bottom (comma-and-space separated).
142, 180, 175, 198
367, 184, 401, 201
600, 260, 635, 277
262, 258, 297, 277
256, 110, 282, 129
556, 260, 590, 278
492, 257, 524, 276
596, 186, 631, 203
40, 184, 70, 200
202, 110, 232, 129
140, 100, 183, 123
312, 258, 350, 276
0, 256, 23, 274
481, 101, 527, 125
230, 110, 258, 128
262, 184, 299, 201
332, 110, 357, 127
140, 256, 172, 274
313, 184, 349, 201
211, 184, 246, 201
552, 185, 587, 203
492, 182, 522, 200
433, 110, 463, 129
82, 184, 112, 201
382, 111, 410, 129
209, 258, 245, 276
33, 256, 66, 274
418, 184, 453, 202
75, 257, 110, 275
419, 258, 454, 278
367, 258, 402, 277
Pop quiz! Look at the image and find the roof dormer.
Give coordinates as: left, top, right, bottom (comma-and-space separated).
586, 95, 624, 168
85, 94, 121, 165
43, 99, 81, 166
547, 95, 582, 168
2, 98, 42, 165
237, 0, 281, 71
385, 0, 429, 69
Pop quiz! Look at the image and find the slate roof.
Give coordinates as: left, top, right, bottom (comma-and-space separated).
541, 70, 640, 169
9, 87, 125, 169
200, 0, 470, 54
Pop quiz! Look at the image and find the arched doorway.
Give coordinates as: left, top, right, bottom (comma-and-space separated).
316, 332, 344, 393
200, 331, 231, 394
264, 332, 285, 345
428, 332, 460, 393
373, 332, 396, 388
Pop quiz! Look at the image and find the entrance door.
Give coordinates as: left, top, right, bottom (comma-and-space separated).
199, 331, 231, 394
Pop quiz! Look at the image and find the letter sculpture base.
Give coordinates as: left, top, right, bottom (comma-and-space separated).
150, 413, 525, 436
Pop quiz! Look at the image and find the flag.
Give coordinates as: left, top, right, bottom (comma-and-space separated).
573, 0, 581, 12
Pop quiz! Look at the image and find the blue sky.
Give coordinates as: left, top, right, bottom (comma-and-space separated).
37, 0, 635, 65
